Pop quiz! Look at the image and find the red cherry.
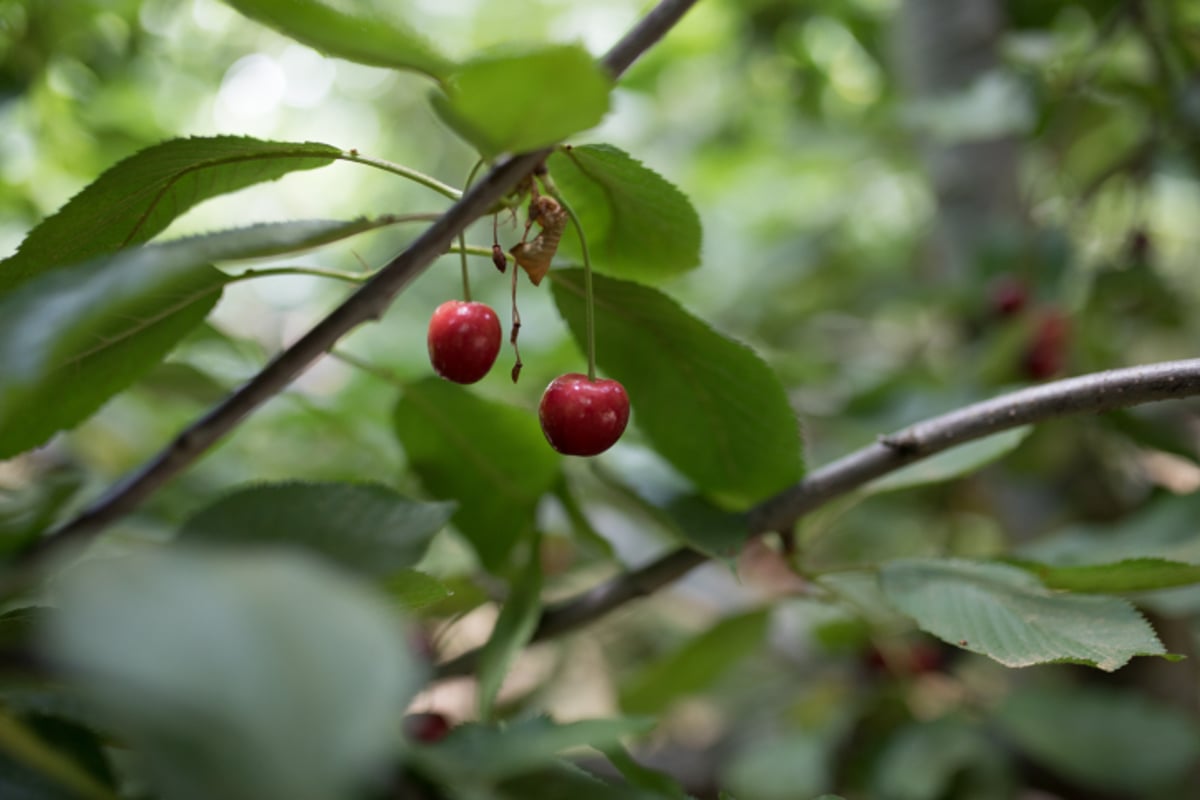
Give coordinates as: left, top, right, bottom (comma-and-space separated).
427, 300, 501, 384
1127, 228, 1152, 263
1022, 310, 1070, 381
538, 373, 630, 456
862, 641, 945, 676
907, 641, 945, 674
404, 712, 452, 743
989, 275, 1028, 318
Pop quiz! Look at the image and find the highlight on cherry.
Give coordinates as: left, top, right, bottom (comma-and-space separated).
538, 372, 630, 457
426, 299, 501, 385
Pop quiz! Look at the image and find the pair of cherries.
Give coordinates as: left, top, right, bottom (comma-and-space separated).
426, 300, 629, 456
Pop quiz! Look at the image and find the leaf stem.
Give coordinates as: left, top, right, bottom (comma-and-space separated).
0, 708, 121, 800
335, 151, 462, 201
226, 266, 370, 285
228, 246, 495, 287
458, 159, 487, 302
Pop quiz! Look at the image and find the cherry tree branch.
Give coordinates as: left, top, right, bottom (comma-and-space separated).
9, 0, 701, 575
436, 358, 1200, 678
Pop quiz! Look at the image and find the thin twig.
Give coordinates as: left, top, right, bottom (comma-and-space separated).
435, 358, 1200, 678
7, 0, 702, 579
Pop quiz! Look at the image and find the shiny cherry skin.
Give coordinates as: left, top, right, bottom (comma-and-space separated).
427, 300, 501, 384
538, 373, 630, 456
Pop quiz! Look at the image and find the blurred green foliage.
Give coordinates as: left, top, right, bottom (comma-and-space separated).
3, 0, 1200, 798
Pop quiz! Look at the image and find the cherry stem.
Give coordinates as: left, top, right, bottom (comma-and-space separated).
543, 182, 596, 381
458, 159, 487, 301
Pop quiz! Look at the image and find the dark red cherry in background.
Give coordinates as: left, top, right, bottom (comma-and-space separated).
1022, 309, 1070, 381
539, 373, 630, 456
404, 712, 452, 743
427, 300, 501, 384
988, 274, 1028, 318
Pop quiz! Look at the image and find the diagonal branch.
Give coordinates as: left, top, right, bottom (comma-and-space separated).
435, 358, 1200, 678
9, 0, 701, 576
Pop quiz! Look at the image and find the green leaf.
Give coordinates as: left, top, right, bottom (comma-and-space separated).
1020, 492, 1200, 566
223, 0, 451, 80
620, 610, 769, 715
420, 575, 489, 617
0, 256, 220, 458
178, 482, 454, 578
599, 744, 689, 800
1018, 496, 1200, 614
0, 685, 98, 734
551, 270, 802, 506
552, 478, 615, 558
384, 569, 452, 611
866, 427, 1031, 493
548, 144, 702, 281
1106, 408, 1200, 465
0, 137, 340, 291
721, 732, 830, 800
0, 711, 118, 800
432, 44, 611, 158
416, 716, 654, 786
0, 708, 118, 800
0, 608, 42, 650
42, 548, 425, 800
478, 543, 543, 720
498, 762, 664, 800
871, 717, 1010, 800
0, 219, 395, 458
393, 378, 561, 570
0, 757, 66, 800
1013, 557, 1200, 593
0, 467, 84, 555
879, 558, 1169, 671
137, 361, 228, 406
591, 460, 745, 558
996, 682, 1200, 793
662, 494, 748, 559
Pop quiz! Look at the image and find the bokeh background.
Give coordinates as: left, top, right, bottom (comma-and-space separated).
4, 1, 1200, 797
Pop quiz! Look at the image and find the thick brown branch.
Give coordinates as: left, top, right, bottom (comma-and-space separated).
436, 358, 1200, 679
9, 0, 701, 578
